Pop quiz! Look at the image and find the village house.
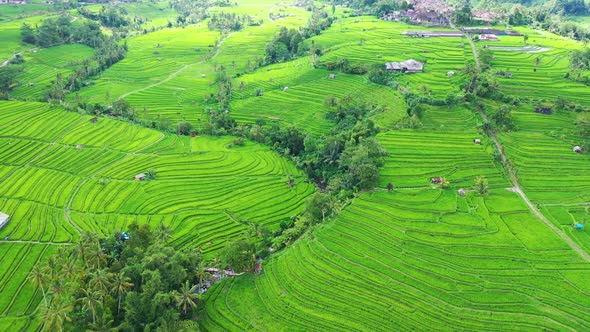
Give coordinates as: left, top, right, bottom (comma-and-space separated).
0, 212, 10, 230
385, 59, 424, 73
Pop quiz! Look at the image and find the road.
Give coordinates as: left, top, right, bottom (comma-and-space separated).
461, 30, 590, 262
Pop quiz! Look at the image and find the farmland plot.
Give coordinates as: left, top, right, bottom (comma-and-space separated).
0, 100, 313, 329
201, 103, 590, 331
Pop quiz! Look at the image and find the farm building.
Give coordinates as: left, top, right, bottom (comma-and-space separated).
403, 31, 464, 38
573, 146, 583, 153
474, 139, 481, 145
447, 71, 455, 77
463, 27, 522, 36
90, 117, 99, 123
431, 177, 442, 184
479, 34, 499, 41
135, 173, 146, 181
497, 72, 513, 78
76, 145, 84, 150
574, 223, 584, 230
385, 59, 424, 73
328, 74, 336, 79
535, 107, 553, 115
0, 212, 10, 229
457, 189, 466, 196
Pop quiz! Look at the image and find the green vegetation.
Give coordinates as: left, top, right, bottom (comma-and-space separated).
1, 0, 590, 330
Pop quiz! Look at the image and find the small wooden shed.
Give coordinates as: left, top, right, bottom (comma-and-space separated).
474, 139, 482, 145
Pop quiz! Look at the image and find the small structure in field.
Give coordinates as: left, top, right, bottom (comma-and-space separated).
431, 177, 442, 184
386, 183, 394, 192
457, 188, 466, 196
479, 34, 499, 41
255, 263, 262, 274
205, 267, 220, 273
447, 71, 455, 77
76, 145, 84, 150
535, 107, 553, 115
497, 71, 513, 78
328, 74, 336, 79
28, 82, 35, 87
474, 138, 482, 145
201, 74, 206, 78
90, 117, 99, 124
0, 212, 10, 229
573, 146, 583, 153
135, 173, 146, 181
385, 59, 424, 73
287, 179, 295, 187
283, 86, 289, 92
574, 223, 584, 230
402, 31, 463, 38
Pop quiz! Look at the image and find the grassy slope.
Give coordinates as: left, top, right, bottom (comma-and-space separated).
0, 100, 313, 330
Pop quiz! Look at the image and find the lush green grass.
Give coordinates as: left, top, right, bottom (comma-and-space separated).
0, 100, 313, 330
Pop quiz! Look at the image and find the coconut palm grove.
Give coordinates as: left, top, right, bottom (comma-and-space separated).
1, 0, 590, 330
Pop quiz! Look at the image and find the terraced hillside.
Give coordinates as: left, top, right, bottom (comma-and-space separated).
480, 27, 588, 105
0, 100, 313, 329
201, 104, 590, 331
73, 0, 312, 127
312, 17, 470, 97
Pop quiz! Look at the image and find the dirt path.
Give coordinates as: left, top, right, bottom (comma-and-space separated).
454, 21, 590, 262
117, 32, 233, 100
478, 109, 590, 262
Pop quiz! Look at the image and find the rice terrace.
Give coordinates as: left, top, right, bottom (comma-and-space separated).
0, 0, 590, 331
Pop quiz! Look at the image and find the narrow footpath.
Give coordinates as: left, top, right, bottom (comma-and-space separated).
463, 32, 590, 262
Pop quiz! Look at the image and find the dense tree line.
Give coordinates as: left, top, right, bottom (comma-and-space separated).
78, 6, 130, 28
207, 12, 256, 32
265, 27, 306, 64
31, 224, 203, 331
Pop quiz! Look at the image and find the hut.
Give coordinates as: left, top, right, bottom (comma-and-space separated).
90, 117, 99, 123
0, 212, 10, 230
328, 74, 336, 79
574, 223, 584, 230
201, 74, 206, 78
283, 86, 289, 92
474, 139, 482, 145
573, 146, 583, 153
535, 107, 553, 115
447, 71, 455, 77
457, 189, 466, 196
135, 173, 146, 181
76, 145, 83, 150
431, 177, 442, 184
385, 59, 424, 73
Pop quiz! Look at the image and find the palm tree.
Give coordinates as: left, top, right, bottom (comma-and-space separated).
40, 298, 71, 332
174, 281, 200, 316
110, 272, 133, 316
195, 261, 213, 287
29, 265, 49, 308
155, 222, 172, 243
89, 269, 112, 295
79, 288, 102, 325
474, 175, 489, 195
